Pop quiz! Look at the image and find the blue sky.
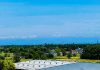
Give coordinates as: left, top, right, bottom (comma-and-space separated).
0, 0, 100, 44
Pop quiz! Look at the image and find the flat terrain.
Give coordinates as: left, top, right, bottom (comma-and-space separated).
53, 55, 100, 63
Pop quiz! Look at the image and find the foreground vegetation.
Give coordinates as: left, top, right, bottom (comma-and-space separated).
0, 44, 100, 70
54, 56, 100, 63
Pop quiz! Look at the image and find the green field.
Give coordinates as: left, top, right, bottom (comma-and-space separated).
54, 54, 100, 63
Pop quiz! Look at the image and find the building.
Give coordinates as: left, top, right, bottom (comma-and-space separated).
50, 49, 57, 56
71, 50, 78, 55
76, 48, 83, 54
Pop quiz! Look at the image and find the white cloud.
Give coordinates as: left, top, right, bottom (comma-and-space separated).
0, 35, 37, 39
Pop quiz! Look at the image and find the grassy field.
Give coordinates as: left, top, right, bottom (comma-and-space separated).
54, 55, 100, 63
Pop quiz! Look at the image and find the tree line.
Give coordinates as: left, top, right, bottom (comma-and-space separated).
81, 44, 100, 60
0, 44, 86, 60
0, 44, 99, 70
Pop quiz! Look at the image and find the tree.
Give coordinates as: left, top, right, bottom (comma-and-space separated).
0, 60, 3, 70
13, 55, 21, 63
81, 45, 100, 60
40, 54, 47, 60
0, 56, 5, 60
2, 60, 15, 70
47, 54, 54, 59
67, 53, 72, 59
55, 47, 61, 56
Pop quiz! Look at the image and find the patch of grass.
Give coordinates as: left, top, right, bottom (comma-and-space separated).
54, 55, 100, 63
78, 59, 100, 63
0, 52, 5, 56
20, 58, 32, 62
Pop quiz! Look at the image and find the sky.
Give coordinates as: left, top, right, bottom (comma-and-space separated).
0, 0, 100, 44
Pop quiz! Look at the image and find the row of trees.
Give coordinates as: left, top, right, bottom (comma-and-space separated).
0, 44, 99, 70
1, 44, 100, 60
81, 45, 100, 60
0, 60, 15, 70
0, 44, 86, 61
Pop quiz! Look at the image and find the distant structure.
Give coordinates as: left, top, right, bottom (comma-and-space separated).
50, 49, 57, 56
76, 48, 83, 54
71, 50, 78, 55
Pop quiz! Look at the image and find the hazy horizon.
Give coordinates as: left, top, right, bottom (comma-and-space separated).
0, 37, 99, 45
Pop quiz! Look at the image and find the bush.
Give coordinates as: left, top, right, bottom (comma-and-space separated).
67, 53, 72, 59
81, 45, 100, 60
47, 54, 54, 59
13, 55, 21, 63
1, 60, 15, 70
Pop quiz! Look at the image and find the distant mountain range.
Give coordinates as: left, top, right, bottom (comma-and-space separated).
0, 37, 99, 45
